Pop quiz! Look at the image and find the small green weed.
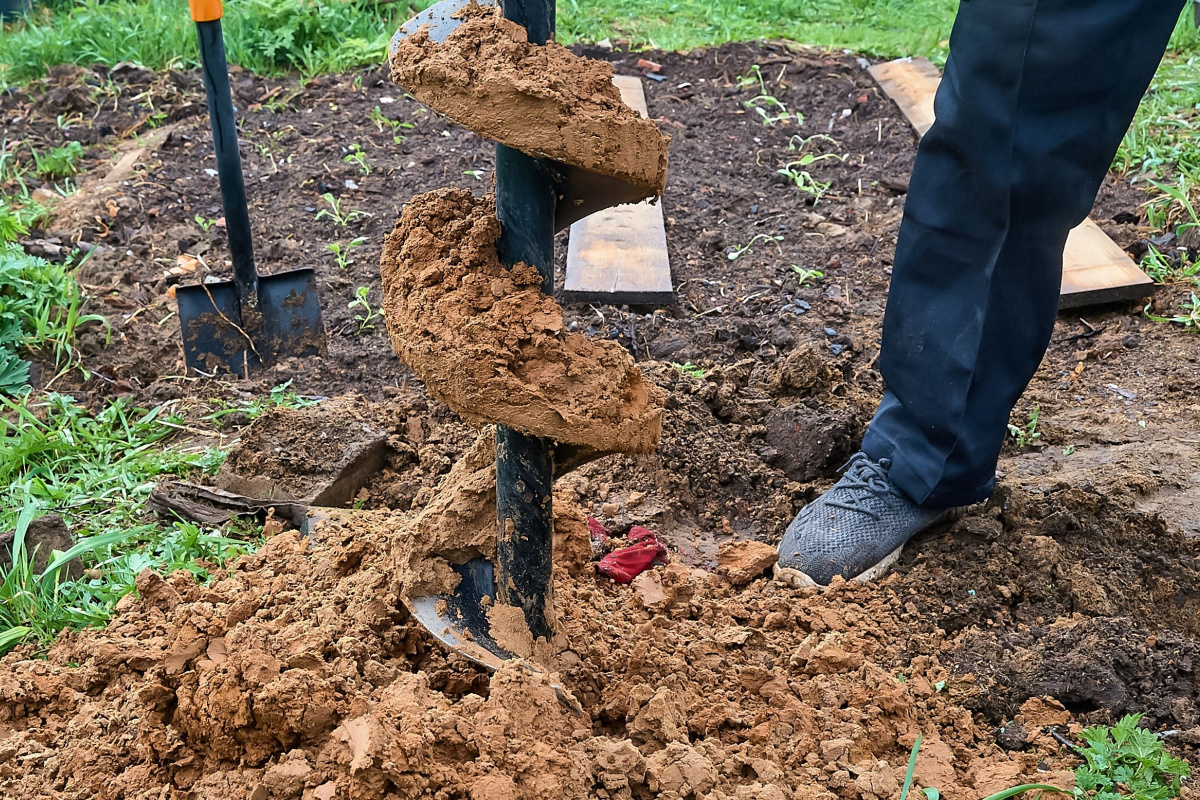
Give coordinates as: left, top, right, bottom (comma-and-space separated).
1074, 714, 1190, 800
0, 137, 27, 187
1144, 177, 1200, 241
1008, 406, 1042, 448
0, 195, 45, 243
32, 141, 84, 180
792, 266, 824, 287
348, 285, 379, 334
1146, 292, 1200, 329
369, 106, 414, 143
204, 379, 321, 423
728, 232, 784, 261
343, 143, 370, 175
193, 214, 217, 232
672, 361, 708, 379
326, 236, 367, 270
901, 715, 1189, 800
739, 65, 802, 127
315, 192, 368, 227
777, 134, 844, 204
1140, 244, 1200, 286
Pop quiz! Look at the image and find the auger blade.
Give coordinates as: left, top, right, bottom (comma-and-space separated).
391, 0, 497, 49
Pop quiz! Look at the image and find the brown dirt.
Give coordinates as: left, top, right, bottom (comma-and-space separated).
390, 3, 668, 197
215, 393, 393, 504
379, 188, 663, 454
2, 38, 1199, 799
0, 499, 1077, 800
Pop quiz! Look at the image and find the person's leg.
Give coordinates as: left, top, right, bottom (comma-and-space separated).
777, 0, 1186, 586
862, 0, 1187, 508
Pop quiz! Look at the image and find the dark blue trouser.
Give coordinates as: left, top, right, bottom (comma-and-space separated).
861, 0, 1188, 508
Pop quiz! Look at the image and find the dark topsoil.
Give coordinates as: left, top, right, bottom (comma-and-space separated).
6, 43, 1200, 742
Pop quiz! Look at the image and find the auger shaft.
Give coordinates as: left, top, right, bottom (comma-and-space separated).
493, 0, 558, 642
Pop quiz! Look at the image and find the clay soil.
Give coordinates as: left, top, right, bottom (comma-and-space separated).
3, 40, 1200, 800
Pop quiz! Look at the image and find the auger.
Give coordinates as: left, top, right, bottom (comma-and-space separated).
389, 0, 663, 668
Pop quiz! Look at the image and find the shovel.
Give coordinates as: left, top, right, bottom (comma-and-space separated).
177, 0, 325, 377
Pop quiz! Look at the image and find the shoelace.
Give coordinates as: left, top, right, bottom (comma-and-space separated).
825, 454, 898, 520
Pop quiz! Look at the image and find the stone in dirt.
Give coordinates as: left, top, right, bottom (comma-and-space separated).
379, 189, 664, 455
631, 569, 669, 611
717, 539, 778, 586
390, 3, 669, 202
0, 513, 81, 579
1016, 696, 1072, 728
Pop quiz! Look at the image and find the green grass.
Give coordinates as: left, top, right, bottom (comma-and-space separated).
0, 243, 108, 392
0, 392, 257, 655
31, 140, 84, 181
0, 0, 1197, 76
903, 715, 1190, 800
0, 0, 411, 85
558, 0, 956, 56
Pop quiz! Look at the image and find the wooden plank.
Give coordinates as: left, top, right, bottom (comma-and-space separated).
1060, 219, 1155, 308
869, 57, 1154, 309
866, 58, 939, 137
562, 74, 673, 306
612, 73, 650, 116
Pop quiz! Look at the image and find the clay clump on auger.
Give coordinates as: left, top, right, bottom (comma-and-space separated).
389, 0, 670, 224
379, 188, 664, 455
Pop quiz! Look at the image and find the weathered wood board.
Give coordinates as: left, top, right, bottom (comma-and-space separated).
562, 74, 673, 306
868, 57, 1154, 309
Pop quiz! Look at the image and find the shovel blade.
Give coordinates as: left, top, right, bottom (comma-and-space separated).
391, 0, 496, 50
177, 267, 325, 377
405, 557, 515, 671
177, 280, 261, 377
258, 267, 326, 362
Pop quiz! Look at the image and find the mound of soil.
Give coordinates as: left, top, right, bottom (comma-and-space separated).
216, 394, 394, 505
0, 502, 1074, 800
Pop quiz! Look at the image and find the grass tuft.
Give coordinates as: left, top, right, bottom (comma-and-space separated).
0, 392, 254, 655
0, 0, 412, 86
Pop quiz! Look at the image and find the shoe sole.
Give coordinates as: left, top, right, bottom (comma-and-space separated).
772, 506, 967, 589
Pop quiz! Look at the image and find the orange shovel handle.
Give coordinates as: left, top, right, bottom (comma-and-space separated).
189, 0, 222, 22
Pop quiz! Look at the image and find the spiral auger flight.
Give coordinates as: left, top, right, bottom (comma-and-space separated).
382, 0, 669, 670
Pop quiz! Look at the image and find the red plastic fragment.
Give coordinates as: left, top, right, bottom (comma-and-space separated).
587, 516, 609, 543
637, 58, 662, 73
595, 525, 668, 584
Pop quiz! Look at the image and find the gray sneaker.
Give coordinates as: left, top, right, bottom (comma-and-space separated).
774, 452, 964, 588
